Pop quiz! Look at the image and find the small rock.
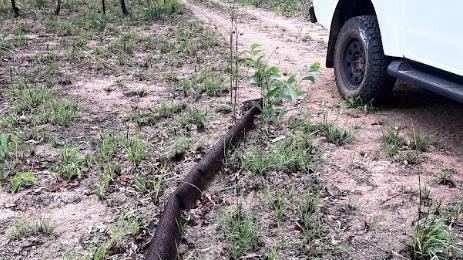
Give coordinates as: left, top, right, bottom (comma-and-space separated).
5, 203, 16, 208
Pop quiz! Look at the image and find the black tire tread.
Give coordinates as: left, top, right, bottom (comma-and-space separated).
334, 15, 395, 102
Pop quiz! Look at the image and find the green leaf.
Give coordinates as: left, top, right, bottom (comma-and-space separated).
309, 62, 321, 72
10, 134, 19, 145
10, 171, 38, 194
270, 73, 281, 80
267, 85, 281, 98
250, 77, 258, 85
280, 94, 292, 101
250, 43, 261, 52
287, 75, 296, 84
242, 57, 255, 66
269, 67, 280, 75
296, 89, 308, 98
301, 75, 315, 83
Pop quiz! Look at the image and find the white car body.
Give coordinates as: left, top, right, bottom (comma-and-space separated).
313, 0, 463, 77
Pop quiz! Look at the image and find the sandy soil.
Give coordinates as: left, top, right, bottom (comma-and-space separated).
0, 4, 237, 259
0, 0, 462, 259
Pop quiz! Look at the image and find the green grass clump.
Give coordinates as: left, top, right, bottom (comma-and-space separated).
339, 96, 374, 114
95, 133, 120, 164
139, 0, 184, 20
93, 219, 140, 260
45, 18, 79, 37
239, 147, 275, 175
216, 104, 233, 114
176, 69, 226, 97
439, 167, 454, 185
132, 100, 185, 126
45, 99, 78, 126
269, 194, 285, 227
381, 128, 403, 157
54, 145, 86, 180
220, 211, 259, 259
324, 123, 354, 145
409, 132, 429, 152
153, 100, 184, 119
0, 133, 16, 160
238, 0, 302, 16
94, 133, 122, 192
10, 171, 38, 194
7, 218, 55, 240
10, 84, 53, 114
180, 108, 207, 130
239, 133, 319, 175
123, 135, 146, 168
195, 68, 226, 96
298, 192, 323, 242
110, 32, 139, 54
411, 220, 459, 259
173, 136, 191, 158
288, 116, 356, 146
198, 75, 225, 96
7, 83, 77, 127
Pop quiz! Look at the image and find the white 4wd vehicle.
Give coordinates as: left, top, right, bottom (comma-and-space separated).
310, 0, 463, 103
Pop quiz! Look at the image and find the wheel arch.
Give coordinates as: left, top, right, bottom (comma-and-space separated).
326, 0, 377, 68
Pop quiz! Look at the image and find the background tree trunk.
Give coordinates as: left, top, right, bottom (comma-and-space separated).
120, 0, 128, 15
54, 0, 61, 15
102, 0, 106, 14
11, 0, 19, 17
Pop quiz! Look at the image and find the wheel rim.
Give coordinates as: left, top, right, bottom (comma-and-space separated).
341, 39, 366, 89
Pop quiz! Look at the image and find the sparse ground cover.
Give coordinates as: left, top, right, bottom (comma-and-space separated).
235, 0, 305, 17
1, 0, 462, 259
0, 0, 237, 258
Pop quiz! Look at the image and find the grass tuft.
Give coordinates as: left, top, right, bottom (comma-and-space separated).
409, 132, 429, 152
239, 133, 319, 175
220, 211, 259, 259
381, 128, 403, 157
10, 171, 38, 194
438, 167, 455, 186
339, 96, 374, 114
180, 108, 207, 130
411, 220, 458, 259
237, 0, 302, 16
123, 134, 146, 168
7, 218, 55, 240
54, 145, 86, 180
140, 0, 184, 21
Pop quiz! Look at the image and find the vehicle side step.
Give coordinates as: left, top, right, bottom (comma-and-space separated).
387, 60, 463, 103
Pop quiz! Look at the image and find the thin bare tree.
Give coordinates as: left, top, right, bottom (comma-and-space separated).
54, 0, 61, 15
229, 2, 240, 122
11, 0, 19, 17
120, 0, 128, 15
102, 0, 106, 14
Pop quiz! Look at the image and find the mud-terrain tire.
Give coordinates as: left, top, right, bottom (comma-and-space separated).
334, 15, 396, 102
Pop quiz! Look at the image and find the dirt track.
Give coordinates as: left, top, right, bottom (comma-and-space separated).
188, 0, 463, 158
182, 0, 463, 258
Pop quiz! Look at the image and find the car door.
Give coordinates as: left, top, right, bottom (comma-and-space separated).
401, 0, 463, 76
